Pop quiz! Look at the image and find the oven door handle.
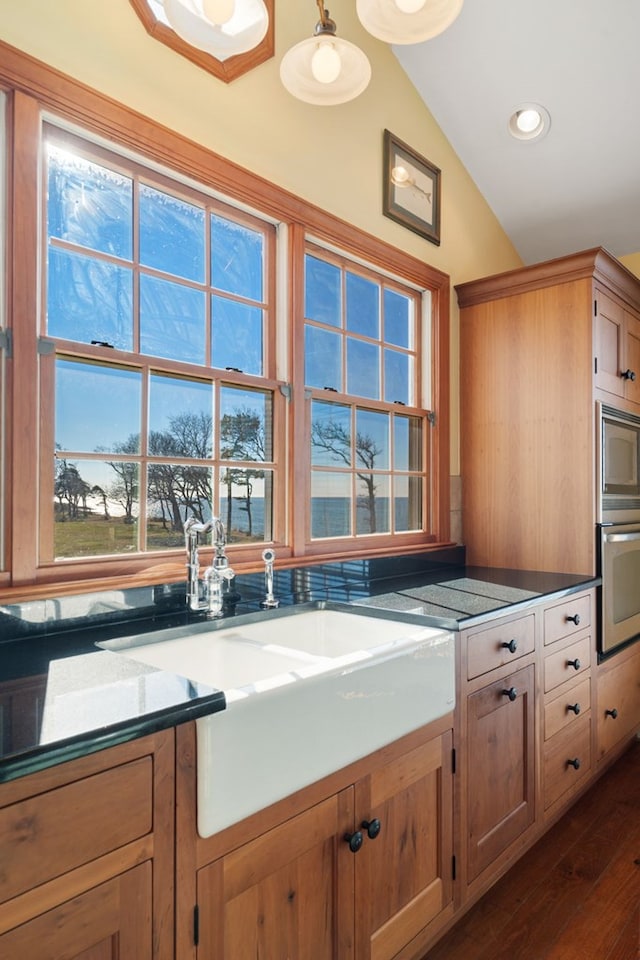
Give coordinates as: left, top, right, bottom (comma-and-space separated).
604, 530, 640, 543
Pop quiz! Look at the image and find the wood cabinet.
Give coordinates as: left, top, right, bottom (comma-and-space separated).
595, 289, 640, 405
176, 717, 454, 960
541, 594, 594, 816
459, 613, 537, 896
0, 729, 174, 960
597, 642, 640, 761
456, 247, 640, 575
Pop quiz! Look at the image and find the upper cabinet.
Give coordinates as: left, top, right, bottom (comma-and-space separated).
456, 247, 640, 576
595, 289, 640, 405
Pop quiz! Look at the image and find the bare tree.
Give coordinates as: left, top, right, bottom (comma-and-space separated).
310, 417, 381, 533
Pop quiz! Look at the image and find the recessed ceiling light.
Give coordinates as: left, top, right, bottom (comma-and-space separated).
508, 103, 551, 142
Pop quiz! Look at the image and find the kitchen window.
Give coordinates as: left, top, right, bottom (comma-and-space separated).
2, 68, 450, 591
42, 129, 280, 564
302, 247, 430, 547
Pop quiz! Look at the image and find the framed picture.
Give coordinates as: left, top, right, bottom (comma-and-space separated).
383, 129, 441, 246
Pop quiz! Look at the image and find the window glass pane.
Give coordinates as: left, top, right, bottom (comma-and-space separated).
148, 374, 212, 458
384, 349, 410, 405
394, 415, 423, 471
305, 326, 341, 391
356, 473, 390, 535
47, 145, 133, 259
355, 410, 389, 471
140, 274, 205, 364
305, 255, 341, 327
54, 458, 139, 557
220, 468, 273, 543
311, 472, 351, 538
147, 463, 212, 550
311, 401, 351, 467
211, 214, 263, 301
139, 184, 204, 282
55, 359, 141, 454
47, 247, 133, 349
212, 296, 263, 375
395, 475, 422, 532
220, 387, 272, 462
346, 338, 380, 400
384, 288, 411, 348
346, 272, 379, 339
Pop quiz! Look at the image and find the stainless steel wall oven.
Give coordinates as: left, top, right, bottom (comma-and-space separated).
597, 403, 640, 656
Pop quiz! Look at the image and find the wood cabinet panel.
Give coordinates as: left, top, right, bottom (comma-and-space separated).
466, 664, 535, 882
0, 756, 153, 903
466, 615, 534, 680
595, 290, 625, 399
543, 594, 591, 646
544, 714, 591, 810
544, 675, 591, 741
544, 634, 591, 693
0, 862, 152, 960
597, 646, 640, 758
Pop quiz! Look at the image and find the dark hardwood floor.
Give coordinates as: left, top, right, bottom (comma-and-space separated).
422, 741, 640, 960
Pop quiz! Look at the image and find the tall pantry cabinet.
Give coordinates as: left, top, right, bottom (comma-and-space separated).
455, 247, 640, 576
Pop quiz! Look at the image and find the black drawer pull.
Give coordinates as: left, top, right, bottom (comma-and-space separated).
605, 708, 618, 719
501, 639, 518, 654
344, 831, 363, 853
621, 368, 636, 381
566, 613, 581, 626
567, 702, 581, 715
567, 757, 581, 770
361, 819, 381, 840
567, 658, 581, 671
502, 687, 518, 702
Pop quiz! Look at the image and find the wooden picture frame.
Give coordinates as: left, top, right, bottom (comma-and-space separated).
383, 130, 441, 246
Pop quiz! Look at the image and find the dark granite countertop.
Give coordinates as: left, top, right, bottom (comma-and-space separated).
0, 553, 599, 784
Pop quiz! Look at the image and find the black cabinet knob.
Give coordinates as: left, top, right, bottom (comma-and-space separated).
344, 831, 363, 853
502, 687, 518, 702
567, 702, 581, 715
566, 613, 581, 626
605, 708, 619, 719
361, 819, 381, 840
567, 757, 581, 770
622, 368, 636, 381
501, 639, 518, 654
567, 658, 581, 671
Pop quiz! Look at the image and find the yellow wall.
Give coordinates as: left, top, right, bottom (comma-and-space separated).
0, 0, 522, 475
620, 253, 640, 280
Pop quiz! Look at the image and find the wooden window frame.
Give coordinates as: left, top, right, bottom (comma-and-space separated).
0, 41, 450, 599
128, 0, 276, 84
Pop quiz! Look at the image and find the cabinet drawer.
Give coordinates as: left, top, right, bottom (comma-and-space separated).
544, 676, 591, 741
466, 615, 535, 680
544, 714, 591, 810
544, 594, 591, 646
544, 635, 591, 693
0, 756, 153, 904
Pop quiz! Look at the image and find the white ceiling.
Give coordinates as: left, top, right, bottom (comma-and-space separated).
393, 0, 640, 265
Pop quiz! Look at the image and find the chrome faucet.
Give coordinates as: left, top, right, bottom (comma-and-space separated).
260, 548, 279, 609
184, 516, 235, 618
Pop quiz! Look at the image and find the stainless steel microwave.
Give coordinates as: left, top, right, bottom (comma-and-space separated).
598, 403, 640, 523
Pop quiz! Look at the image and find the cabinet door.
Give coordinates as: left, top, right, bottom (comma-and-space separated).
196, 791, 354, 960
597, 648, 640, 759
624, 310, 640, 405
0, 863, 152, 959
354, 730, 454, 960
466, 664, 535, 882
595, 291, 625, 399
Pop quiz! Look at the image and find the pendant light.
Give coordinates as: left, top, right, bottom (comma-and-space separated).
164, 0, 269, 59
280, 0, 371, 105
356, 0, 463, 44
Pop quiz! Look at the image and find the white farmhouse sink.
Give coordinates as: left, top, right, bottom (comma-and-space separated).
102, 604, 455, 837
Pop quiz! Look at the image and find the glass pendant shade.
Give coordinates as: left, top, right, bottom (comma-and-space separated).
280, 34, 371, 105
356, 0, 463, 44
164, 0, 269, 59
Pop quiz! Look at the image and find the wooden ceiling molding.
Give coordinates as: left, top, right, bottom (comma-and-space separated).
129, 0, 275, 83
